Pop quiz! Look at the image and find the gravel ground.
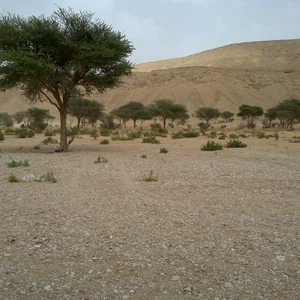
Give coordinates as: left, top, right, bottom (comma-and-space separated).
0, 133, 299, 300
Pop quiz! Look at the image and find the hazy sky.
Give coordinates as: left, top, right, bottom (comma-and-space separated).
1, 0, 299, 64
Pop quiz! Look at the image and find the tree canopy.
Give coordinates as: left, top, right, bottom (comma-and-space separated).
195, 107, 221, 124
0, 7, 134, 151
237, 105, 264, 128
151, 99, 189, 129
221, 111, 234, 122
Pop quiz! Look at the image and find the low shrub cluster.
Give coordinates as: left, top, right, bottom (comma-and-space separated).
226, 139, 247, 148
15, 128, 35, 138
201, 140, 223, 151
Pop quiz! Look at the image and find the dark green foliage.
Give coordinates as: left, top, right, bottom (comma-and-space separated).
42, 137, 58, 145
94, 156, 108, 163
196, 107, 221, 124
208, 131, 217, 138
142, 136, 160, 144
0, 112, 14, 127
151, 99, 189, 129
201, 140, 223, 151
141, 154, 147, 158
12, 111, 28, 124
44, 129, 57, 136
0, 7, 134, 151
100, 114, 118, 130
237, 105, 264, 128
160, 147, 168, 153
40, 171, 57, 183
100, 139, 109, 145
90, 129, 99, 139
4, 128, 15, 135
183, 130, 199, 138
150, 123, 167, 134
226, 139, 247, 148
172, 131, 184, 139
26, 108, 54, 133
128, 131, 143, 139
218, 133, 227, 140
221, 111, 234, 122
15, 128, 35, 138
142, 170, 158, 182
239, 133, 247, 138
100, 128, 112, 136
33, 145, 40, 150
0, 131, 4, 141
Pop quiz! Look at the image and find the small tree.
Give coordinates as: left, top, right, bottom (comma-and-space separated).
196, 107, 221, 124
12, 111, 28, 124
151, 99, 188, 129
273, 99, 300, 131
0, 112, 14, 127
237, 105, 263, 128
0, 7, 134, 151
263, 107, 278, 128
26, 108, 54, 132
68, 97, 104, 132
221, 111, 234, 122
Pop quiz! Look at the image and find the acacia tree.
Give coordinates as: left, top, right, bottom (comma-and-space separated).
68, 97, 104, 132
195, 107, 221, 124
221, 111, 234, 122
26, 107, 54, 132
0, 112, 13, 127
151, 99, 188, 129
0, 8, 134, 151
237, 105, 263, 128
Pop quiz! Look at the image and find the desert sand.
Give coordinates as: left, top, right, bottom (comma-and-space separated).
0, 127, 299, 299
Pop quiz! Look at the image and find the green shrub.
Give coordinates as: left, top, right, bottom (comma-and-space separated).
142, 136, 160, 144
128, 131, 142, 139
183, 130, 199, 138
201, 140, 223, 151
218, 133, 227, 140
229, 133, 239, 139
7, 157, 29, 168
8, 173, 19, 182
100, 128, 112, 136
274, 131, 279, 141
15, 128, 35, 138
239, 133, 247, 138
142, 170, 158, 182
4, 128, 15, 135
40, 171, 57, 183
94, 155, 108, 163
100, 139, 109, 145
226, 139, 247, 148
111, 134, 134, 141
78, 127, 92, 135
0, 131, 4, 141
160, 147, 168, 153
208, 131, 217, 138
172, 131, 184, 139
33, 145, 40, 150
44, 129, 57, 136
141, 154, 147, 158
42, 137, 58, 145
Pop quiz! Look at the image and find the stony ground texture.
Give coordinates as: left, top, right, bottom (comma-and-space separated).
0, 133, 299, 300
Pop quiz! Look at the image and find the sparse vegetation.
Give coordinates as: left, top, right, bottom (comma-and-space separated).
0, 131, 4, 141
33, 145, 40, 150
15, 128, 35, 138
100, 139, 109, 145
94, 155, 108, 163
90, 129, 99, 139
172, 131, 184, 139
100, 128, 112, 136
142, 136, 160, 144
226, 139, 247, 148
7, 157, 30, 168
141, 154, 147, 158
201, 140, 223, 151
40, 171, 57, 183
42, 137, 58, 145
142, 169, 158, 182
160, 147, 168, 153
229, 133, 239, 139
8, 173, 19, 182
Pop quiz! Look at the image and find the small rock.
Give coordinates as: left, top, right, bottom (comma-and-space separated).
106, 268, 112, 273
184, 287, 192, 292
19, 290, 27, 295
276, 255, 285, 261
44, 284, 53, 292
225, 282, 232, 289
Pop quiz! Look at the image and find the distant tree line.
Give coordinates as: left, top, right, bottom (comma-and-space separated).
1, 98, 300, 132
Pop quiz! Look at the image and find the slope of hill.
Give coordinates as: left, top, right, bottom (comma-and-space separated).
0, 39, 299, 119
135, 39, 300, 72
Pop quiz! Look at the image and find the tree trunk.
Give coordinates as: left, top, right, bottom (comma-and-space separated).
163, 117, 166, 129
60, 109, 68, 151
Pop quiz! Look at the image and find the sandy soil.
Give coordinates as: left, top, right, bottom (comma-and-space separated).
0, 129, 299, 300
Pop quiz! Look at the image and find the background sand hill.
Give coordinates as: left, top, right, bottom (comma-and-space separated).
1, 39, 300, 119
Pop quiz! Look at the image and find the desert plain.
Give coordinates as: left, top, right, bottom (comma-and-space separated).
0, 126, 299, 300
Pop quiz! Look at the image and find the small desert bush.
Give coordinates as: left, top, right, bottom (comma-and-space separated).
218, 133, 227, 140
33, 145, 40, 150
160, 147, 168, 153
100, 128, 112, 136
172, 131, 184, 139
141, 154, 147, 158
183, 130, 199, 138
142, 136, 160, 144
150, 123, 167, 134
7, 157, 30, 168
42, 137, 58, 145
226, 139, 247, 148
0, 131, 4, 141
208, 131, 217, 138
44, 129, 57, 136
239, 133, 247, 138
229, 133, 239, 139
111, 134, 134, 141
128, 131, 143, 139
15, 128, 35, 138
94, 155, 108, 163
100, 139, 109, 145
142, 170, 158, 182
4, 128, 15, 135
8, 173, 19, 182
40, 171, 57, 183
201, 140, 223, 151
